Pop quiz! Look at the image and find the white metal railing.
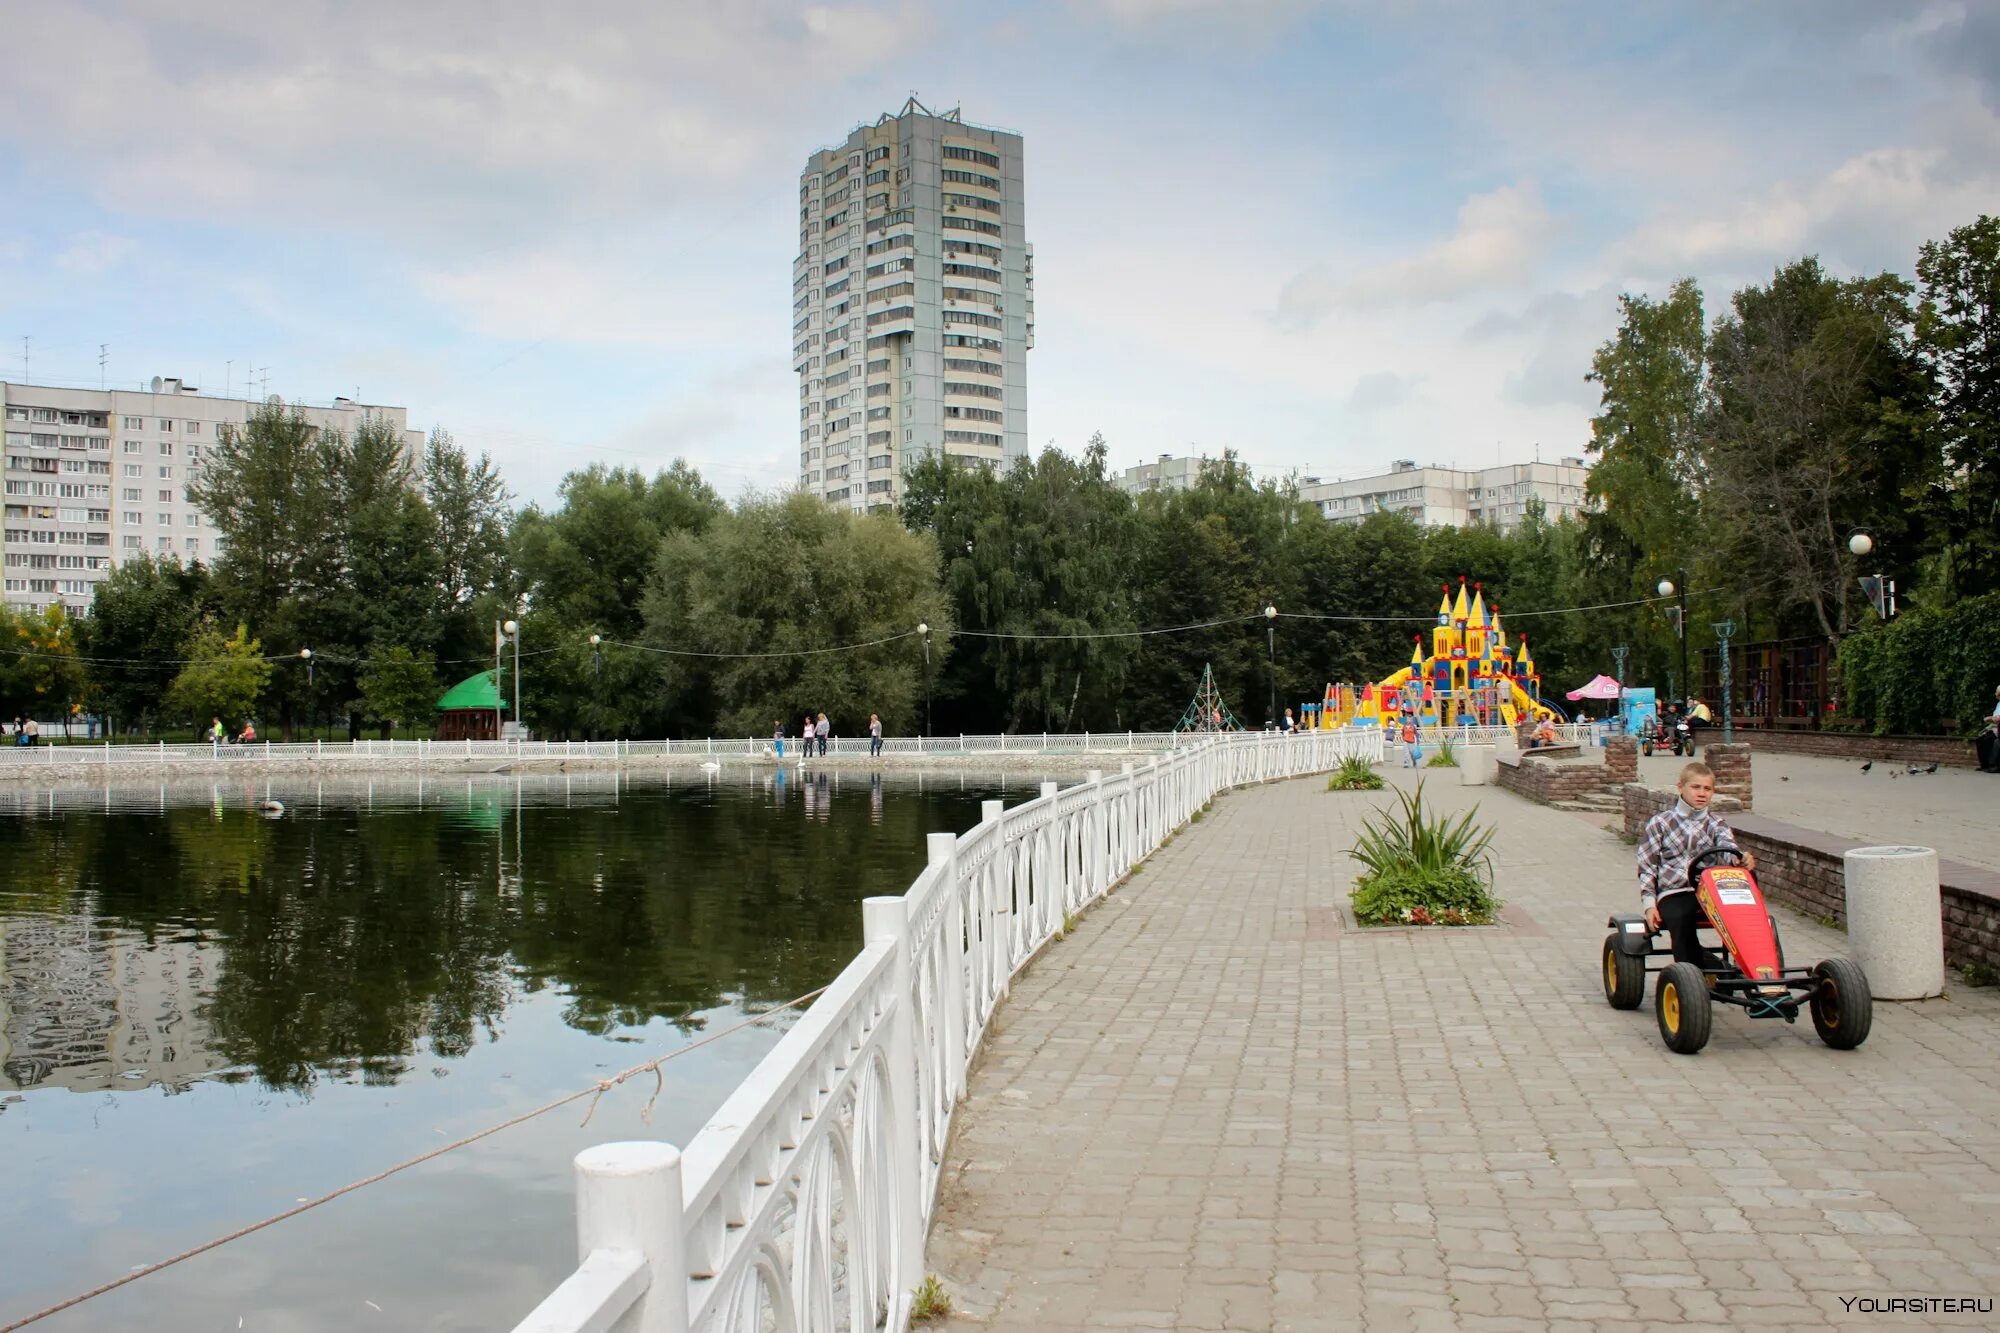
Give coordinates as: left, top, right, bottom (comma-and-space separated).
511, 727, 1383, 1333
0, 730, 1289, 770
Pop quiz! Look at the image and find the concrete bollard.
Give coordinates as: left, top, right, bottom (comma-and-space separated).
1842, 845, 1943, 1000
1459, 743, 1495, 786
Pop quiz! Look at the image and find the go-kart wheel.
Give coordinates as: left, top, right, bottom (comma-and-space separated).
1810, 957, 1872, 1050
1603, 934, 1646, 1009
1655, 961, 1711, 1054
1642, 740, 1654, 757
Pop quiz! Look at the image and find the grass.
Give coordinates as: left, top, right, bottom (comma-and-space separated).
911, 1275, 953, 1322
1349, 781, 1501, 927
1326, 754, 1385, 791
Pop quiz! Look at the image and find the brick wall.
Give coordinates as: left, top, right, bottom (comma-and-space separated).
1620, 783, 2000, 971
1605, 736, 1637, 785
1738, 729, 1979, 769
1703, 742, 1753, 811
1497, 753, 1614, 804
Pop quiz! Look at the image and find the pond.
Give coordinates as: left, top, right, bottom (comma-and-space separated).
0, 767, 1037, 1329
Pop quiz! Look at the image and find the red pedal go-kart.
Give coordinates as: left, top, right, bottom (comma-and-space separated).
1603, 847, 1873, 1054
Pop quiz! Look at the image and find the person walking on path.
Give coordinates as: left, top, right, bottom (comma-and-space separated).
773, 721, 786, 759
1400, 715, 1421, 767
1978, 685, 2000, 774
868, 713, 883, 758
209, 717, 226, 745
24, 717, 39, 747
815, 713, 829, 757
802, 714, 815, 761
1280, 708, 1296, 734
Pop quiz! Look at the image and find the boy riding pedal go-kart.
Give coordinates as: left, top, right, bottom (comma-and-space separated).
1603, 761, 1872, 1054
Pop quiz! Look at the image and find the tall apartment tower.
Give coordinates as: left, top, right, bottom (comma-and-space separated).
795, 99, 1032, 510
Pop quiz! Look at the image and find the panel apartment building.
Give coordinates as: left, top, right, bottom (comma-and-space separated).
0, 376, 423, 618
795, 99, 1032, 510
1117, 453, 1591, 533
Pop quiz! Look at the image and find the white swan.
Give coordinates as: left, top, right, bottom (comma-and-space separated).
258, 799, 286, 816
699, 761, 722, 772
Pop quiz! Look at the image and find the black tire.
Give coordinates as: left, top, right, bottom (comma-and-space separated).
1811, 957, 1872, 1050
1656, 961, 1712, 1054
1604, 935, 1646, 1009
1642, 740, 1654, 757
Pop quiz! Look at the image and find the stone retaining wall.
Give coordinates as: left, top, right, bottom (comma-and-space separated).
1737, 728, 1980, 769
1621, 783, 2000, 972
1497, 752, 1613, 804
1703, 742, 1753, 810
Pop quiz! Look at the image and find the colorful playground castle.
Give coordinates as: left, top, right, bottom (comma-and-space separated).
1305, 577, 1560, 730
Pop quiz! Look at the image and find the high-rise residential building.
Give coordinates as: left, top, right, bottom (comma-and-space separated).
0, 376, 424, 618
1114, 452, 1593, 533
795, 99, 1032, 511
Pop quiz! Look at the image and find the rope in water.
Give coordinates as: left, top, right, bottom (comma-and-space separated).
0, 985, 829, 1332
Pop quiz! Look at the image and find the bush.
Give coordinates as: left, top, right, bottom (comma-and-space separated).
1326, 755, 1385, 791
1349, 781, 1500, 926
1423, 737, 1459, 768
1838, 591, 2000, 735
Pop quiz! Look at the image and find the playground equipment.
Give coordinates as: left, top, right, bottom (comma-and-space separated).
1308, 577, 1561, 731
1175, 662, 1245, 733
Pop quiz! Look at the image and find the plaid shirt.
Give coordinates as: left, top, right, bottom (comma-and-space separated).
1635, 799, 1742, 911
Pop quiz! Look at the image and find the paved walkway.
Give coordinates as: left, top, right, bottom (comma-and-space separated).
926, 771, 2000, 1330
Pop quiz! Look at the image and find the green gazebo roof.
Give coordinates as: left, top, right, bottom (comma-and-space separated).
436, 670, 507, 713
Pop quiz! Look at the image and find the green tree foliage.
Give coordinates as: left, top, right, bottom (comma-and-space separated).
80, 556, 215, 734
1915, 215, 2000, 600
166, 622, 275, 728
514, 463, 723, 639
1701, 259, 1936, 643
1837, 591, 2000, 734
644, 492, 951, 737
0, 605, 86, 730
901, 436, 1139, 732
357, 646, 440, 731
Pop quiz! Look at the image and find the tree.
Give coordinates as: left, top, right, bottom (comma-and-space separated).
423, 429, 511, 646
166, 622, 275, 729
82, 555, 214, 733
1701, 258, 1937, 644
1915, 215, 2000, 599
0, 605, 86, 731
357, 646, 440, 732
645, 492, 951, 736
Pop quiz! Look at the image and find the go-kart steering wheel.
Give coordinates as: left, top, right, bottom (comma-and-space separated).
1686, 845, 1745, 887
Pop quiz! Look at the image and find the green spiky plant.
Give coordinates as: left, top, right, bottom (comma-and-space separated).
1326, 754, 1385, 791
1423, 737, 1459, 768
1349, 780, 1500, 926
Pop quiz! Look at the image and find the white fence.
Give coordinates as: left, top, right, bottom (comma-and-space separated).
511, 727, 1382, 1333
0, 731, 1210, 771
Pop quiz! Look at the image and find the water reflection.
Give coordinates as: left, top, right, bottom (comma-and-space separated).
0, 770, 1030, 1098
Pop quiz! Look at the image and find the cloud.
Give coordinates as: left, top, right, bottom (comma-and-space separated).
1345, 371, 1422, 414
1274, 184, 1552, 326
54, 232, 136, 275
1924, 2, 2000, 113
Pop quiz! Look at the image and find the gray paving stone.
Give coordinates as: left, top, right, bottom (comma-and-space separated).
932, 771, 2000, 1327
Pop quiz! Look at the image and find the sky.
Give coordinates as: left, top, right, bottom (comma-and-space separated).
2, 0, 1995, 508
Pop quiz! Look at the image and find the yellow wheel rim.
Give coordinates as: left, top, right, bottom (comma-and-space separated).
1605, 951, 1617, 993
1662, 982, 1681, 1032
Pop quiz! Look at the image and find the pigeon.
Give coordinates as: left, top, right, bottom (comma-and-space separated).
1908, 765, 1922, 776
1780, 776, 1790, 782
1924, 762, 1939, 774
1859, 761, 1873, 773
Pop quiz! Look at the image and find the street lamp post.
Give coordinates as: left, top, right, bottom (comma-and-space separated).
503, 619, 520, 738
1657, 571, 1689, 709
1264, 604, 1278, 729
299, 648, 314, 740
492, 619, 503, 741
917, 622, 932, 738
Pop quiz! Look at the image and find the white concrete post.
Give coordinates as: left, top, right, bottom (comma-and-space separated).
1459, 743, 1494, 786
927, 831, 966, 1097
575, 1141, 686, 1331
1842, 845, 1944, 1000
862, 896, 927, 1301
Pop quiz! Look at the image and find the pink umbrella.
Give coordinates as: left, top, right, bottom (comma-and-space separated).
1565, 674, 1624, 701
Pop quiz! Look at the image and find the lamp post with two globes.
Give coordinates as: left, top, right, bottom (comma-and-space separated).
1656, 573, 1689, 708
1264, 604, 1278, 729
917, 622, 932, 738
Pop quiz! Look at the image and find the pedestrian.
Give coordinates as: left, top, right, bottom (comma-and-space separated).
773, 720, 786, 759
868, 713, 883, 757
1401, 715, 1420, 768
24, 716, 38, 747
209, 716, 225, 745
1280, 708, 1296, 734
10, 717, 22, 748
815, 712, 829, 757
1977, 685, 2000, 774
802, 714, 815, 761
239, 720, 257, 744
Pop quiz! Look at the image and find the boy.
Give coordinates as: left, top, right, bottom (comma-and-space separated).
1635, 761, 1757, 969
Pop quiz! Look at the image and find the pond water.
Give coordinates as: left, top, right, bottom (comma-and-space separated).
0, 767, 1037, 1330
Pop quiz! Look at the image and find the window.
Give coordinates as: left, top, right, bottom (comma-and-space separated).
184, 538, 199, 554
941, 169, 1000, 190
157, 537, 171, 551
943, 193, 1000, 213
3, 408, 25, 422
944, 429, 1003, 446
943, 357, 1001, 376
945, 381, 1003, 399
87, 460, 109, 474
122, 415, 143, 429
123, 440, 142, 453
158, 489, 173, 503
158, 440, 174, 455
87, 509, 108, 523
158, 466, 173, 479
942, 216, 1003, 237
123, 511, 143, 525
157, 419, 173, 431
946, 406, 1003, 423
122, 488, 141, 501
122, 463, 142, 477
185, 421, 201, 434
942, 144, 1000, 168
943, 310, 1004, 329
31, 408, 57, 423
122, 535, 141, 549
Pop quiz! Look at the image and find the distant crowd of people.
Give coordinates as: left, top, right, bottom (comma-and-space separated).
4, 717, 39, 746
206, 717, 258, 744
771, 712, 886, 759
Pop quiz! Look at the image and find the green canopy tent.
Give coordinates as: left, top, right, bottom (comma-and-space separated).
435, 670, 506, 741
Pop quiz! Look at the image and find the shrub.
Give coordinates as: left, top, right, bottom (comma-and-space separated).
1423, 737, 1459, 768
1837, 591, 2000, 735
1348, 781, 1500, 926
1326, 754, 1385, 791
